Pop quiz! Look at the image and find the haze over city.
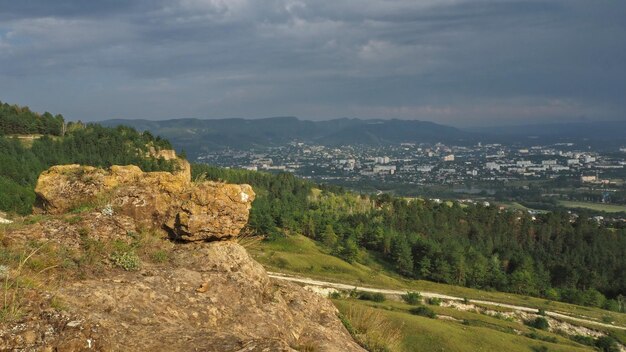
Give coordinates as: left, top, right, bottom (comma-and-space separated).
1, 0, 625, 126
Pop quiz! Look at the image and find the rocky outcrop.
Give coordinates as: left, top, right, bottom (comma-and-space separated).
2, 157, 364, 351
1, 216, 364, 351
34, 159, 254, 241
54, 241, 363, 351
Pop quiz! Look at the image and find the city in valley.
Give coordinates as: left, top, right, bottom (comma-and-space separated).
198, 141, 626, 224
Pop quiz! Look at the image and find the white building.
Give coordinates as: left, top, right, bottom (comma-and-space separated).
416, 165, 434, 172
373, 165, 396, 175
584, 155, 596, 163
443, 154, 455, 162
550, 165, 569, 171
567, 159, 580, 165
374, 156, 391, 164
581, 175, 597, 183
485, 162, 500, 171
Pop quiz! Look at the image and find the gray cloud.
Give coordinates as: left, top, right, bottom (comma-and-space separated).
0, 0, 624, 126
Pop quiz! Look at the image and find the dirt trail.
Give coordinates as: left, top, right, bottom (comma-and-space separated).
268, 271, 626, 331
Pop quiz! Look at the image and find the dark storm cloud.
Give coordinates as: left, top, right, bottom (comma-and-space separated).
0, 0, 624, 125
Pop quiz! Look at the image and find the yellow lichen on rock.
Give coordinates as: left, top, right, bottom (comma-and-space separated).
34, 153, 255, 241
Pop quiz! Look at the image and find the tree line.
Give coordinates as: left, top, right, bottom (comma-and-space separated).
1, 118, 175, 215
0, 101, 65, 136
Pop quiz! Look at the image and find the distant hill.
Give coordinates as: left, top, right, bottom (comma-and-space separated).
101, 117, 476, 157
101, 117, 626, 157
468, 121, 626, 148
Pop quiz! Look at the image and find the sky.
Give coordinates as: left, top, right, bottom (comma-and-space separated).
0, 0, 625, 127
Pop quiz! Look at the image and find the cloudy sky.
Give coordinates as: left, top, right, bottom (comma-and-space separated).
0, 0, 624, 126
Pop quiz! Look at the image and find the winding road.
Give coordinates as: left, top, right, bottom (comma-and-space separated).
268, 271, 626, 331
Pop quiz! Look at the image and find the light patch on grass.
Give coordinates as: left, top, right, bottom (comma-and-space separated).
558, 200, 626, 213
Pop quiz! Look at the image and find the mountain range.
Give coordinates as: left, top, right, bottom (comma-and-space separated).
101, 117, 626, 157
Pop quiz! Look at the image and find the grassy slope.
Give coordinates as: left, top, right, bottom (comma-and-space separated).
557, 200, 626, 213
333, 299, 594, 352
249, 234, 626, 328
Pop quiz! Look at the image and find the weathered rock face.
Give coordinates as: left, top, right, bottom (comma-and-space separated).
34, 159, 254, 241
1, 216, 364, 352
53, 241, 364, 351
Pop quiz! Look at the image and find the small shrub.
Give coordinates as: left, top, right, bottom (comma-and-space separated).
530, 346, 549, 352
525, 317, 549, 330
601, 315, 614, 324
338, 313, 356, 336
571, 335, 595, 346
70, 204, 94, 214
273, 256, 288, 269
64, 215, 82, 225
426, 297, 442, 306
409, 306, 437, 319
329, 291, 342, 299
125, 231, 140, 242
537, 308, 546, 316
595, 336, 619, 352
463, 297, 470, 305
111, 251, 141, 271
525, 331, 557, 343
358, 292, 385, 302
401, 291, 422, 305
150, 250, 169, 263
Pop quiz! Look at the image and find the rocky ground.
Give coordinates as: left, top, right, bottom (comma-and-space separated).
1, 240, 362, 351
0, 159, 364, 351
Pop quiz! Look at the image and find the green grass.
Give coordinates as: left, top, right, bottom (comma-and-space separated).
558, 200, 626, 213
498, 201, 529, 210
334, 299, 594, 352
250, 234, 626, 328
249, 235, 406, 288
497, 201, 548, 213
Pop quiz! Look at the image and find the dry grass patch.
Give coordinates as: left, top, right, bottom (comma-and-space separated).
340, 304, 404, 352
0, 243, 56, 322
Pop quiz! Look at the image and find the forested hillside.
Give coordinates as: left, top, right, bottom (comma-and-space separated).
0, 103, 177, 215
0, 101, 65, 135
192, 164, 626, 313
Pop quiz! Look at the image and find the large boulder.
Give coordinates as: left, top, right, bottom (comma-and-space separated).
34, 158, 254, 241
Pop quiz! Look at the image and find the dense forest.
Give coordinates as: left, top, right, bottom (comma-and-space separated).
0, 105, 176, 214
192, 164, 626, 313
0, 101, 65, 135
